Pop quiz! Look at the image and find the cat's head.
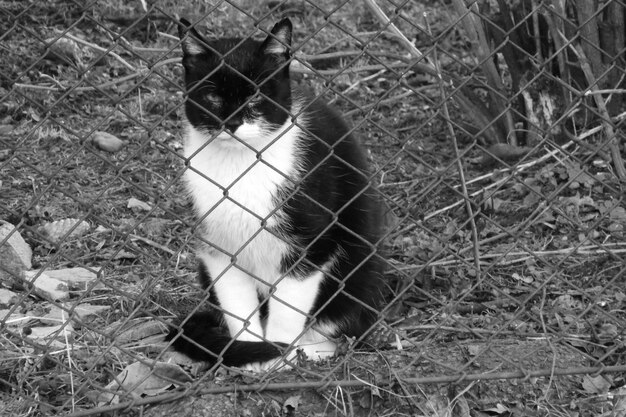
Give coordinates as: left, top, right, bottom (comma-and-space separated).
178, 18, 293, 147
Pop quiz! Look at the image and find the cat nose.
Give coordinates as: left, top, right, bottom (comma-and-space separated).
223, 118, 242, 133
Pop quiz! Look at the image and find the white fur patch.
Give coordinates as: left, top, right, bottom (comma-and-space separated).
184, 118, 303, 282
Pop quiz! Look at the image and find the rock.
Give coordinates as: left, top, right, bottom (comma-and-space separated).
128, 197, 152, 211
39, 267, 100, 291
25, 271, 70, 301
38, 218, 90, 244
0, 223, 32, 284
0, 288, 18, 308
26, 323, 74, 348
73, 303, 110, 322
0, 309, 27, 326
90, 131, 126, 153
40, 304, 66, 325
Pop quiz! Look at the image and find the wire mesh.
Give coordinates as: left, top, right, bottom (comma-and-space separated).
1, 0, 625, 415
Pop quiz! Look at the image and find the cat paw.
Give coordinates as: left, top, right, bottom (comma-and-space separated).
297, 340, 337, 361
239, 341, 337, 373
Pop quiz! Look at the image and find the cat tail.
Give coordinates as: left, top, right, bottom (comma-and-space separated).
166, 311, 286, 367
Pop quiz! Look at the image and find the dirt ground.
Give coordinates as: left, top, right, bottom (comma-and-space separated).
1, 0, 625, 416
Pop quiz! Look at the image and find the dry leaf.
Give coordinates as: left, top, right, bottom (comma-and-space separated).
581, 374, 611, 395
282, 395, 301, 413
483, 403, 510, 414
38, 218, 90, 244
106, 318, 168, 344
99, 361, 191, 405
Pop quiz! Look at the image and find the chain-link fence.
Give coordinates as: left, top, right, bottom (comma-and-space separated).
1, 0, 625, 415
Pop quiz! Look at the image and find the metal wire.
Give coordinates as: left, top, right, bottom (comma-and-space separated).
0, 0, 624, 414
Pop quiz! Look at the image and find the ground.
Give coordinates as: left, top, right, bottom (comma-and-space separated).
0, 0, 625, 416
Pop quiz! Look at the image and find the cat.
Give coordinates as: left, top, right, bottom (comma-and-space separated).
167, 17, 383, 372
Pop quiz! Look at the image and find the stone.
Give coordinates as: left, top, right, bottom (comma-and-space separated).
26, 323, 74, 347
0, 309, 27, 327
40, 267, 100, 291
0, 223, 32, 285
0, 288, 18, 308
25, 271, 70, 301
73, 303, 110, 322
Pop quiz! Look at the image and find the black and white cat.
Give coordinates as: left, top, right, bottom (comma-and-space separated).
168, 17, 383, 371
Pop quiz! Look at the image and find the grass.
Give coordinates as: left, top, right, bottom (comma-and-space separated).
0, 0, 625, 416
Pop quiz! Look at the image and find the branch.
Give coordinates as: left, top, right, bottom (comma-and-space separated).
362, 0, 431, 66
571, 44, 626, 179
451, 0, 517, 145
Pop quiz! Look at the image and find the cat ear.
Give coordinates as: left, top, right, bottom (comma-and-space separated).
178, 18, 210, 56
261, 18, 292, 56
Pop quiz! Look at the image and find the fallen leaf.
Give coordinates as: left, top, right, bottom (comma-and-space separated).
283, 395, 301, 413
564, 160, 596, 188
581, 374, 610, 395
106, 318, 168, 344
609, 206, 626, 223
483, 403, 510, 414
99, 360, 191, 405
38, 218, 90, 244
512, 272, 533, 284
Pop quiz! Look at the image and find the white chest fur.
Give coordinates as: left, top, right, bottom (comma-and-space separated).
183, 123, 302, 283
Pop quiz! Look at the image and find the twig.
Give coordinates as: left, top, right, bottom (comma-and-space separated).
584, 89, 626, 95
417, 139, 576, 222
452, 140, 576, 190
63, 365, 626, 417
344, 89, 420, 118
61, 309, 76, 412
395, 243, 626, 270
129, 234, 187, 261
340, 69, 386, 96
13, 58, 180, 92
295, 61, 410, 76
538, 287, 558, 403
62, 33, 136, 71
396, 324, 593, 341
303, 50, 410, 63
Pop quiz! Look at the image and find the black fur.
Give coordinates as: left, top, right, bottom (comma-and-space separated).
169, 17, 383, 368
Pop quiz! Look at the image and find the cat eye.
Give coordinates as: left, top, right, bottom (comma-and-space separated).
205, 93, 222, 107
